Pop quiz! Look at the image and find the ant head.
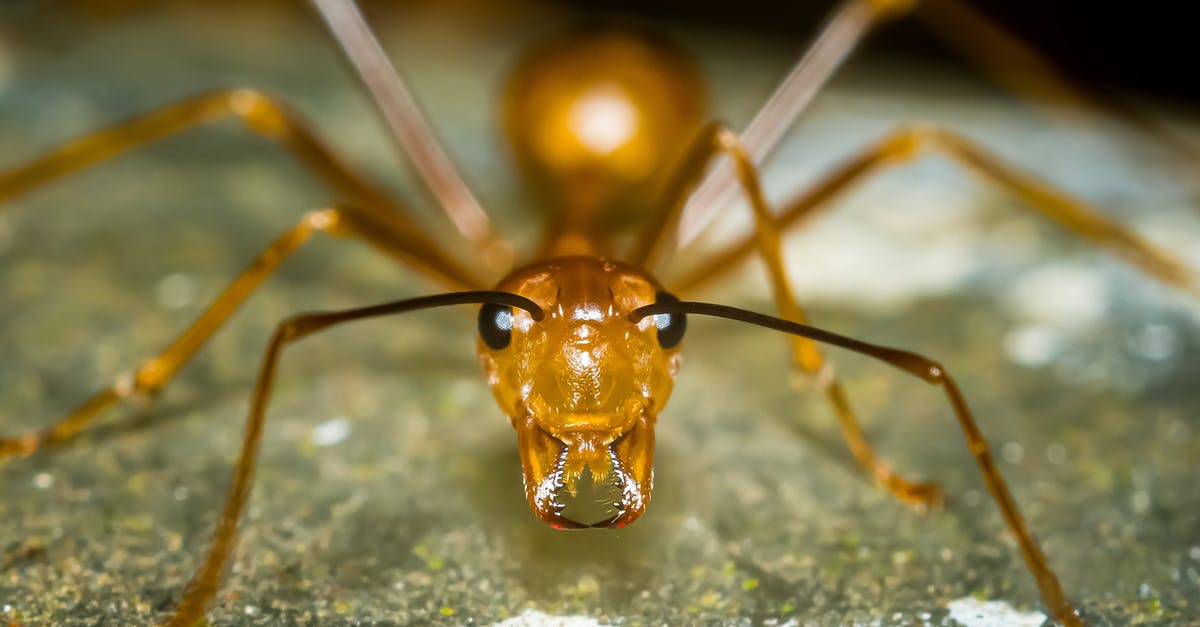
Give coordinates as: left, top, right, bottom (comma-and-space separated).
477, 256, 683, 529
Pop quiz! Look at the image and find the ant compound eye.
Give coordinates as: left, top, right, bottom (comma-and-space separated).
478, 302, 515, 350
653, 291, 686, 349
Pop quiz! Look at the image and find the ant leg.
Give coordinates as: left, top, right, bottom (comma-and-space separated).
678, 0, 1196, 244
0, 89, 490, 288
677, 0, 914, 239
673, 124, 1197, 295
913, 0, 1200, 162
638, 123, 941, 508
162, 308, 357, 626
640, 126, 1082, 624
3, 207, 375, 460
310, 0, 513, 266
159, 290, 527, 626
634, 299, 1084, 626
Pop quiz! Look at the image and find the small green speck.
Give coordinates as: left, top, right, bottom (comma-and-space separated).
781, 602, 794, 613
440, 606, 455, 616
742, 578, 759, 591
413, 543, 445, 570
120, 514, 154, 532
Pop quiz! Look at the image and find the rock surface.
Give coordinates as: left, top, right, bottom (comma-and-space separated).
1, 3, 1198, 625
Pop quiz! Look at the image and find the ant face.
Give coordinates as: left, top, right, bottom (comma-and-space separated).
477, 256, 682, 528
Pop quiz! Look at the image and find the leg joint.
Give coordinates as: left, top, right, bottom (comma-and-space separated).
116, 360, 169, 402
880, 124, 946, 163
302, 207, 343, 235
224, 88, 292, 138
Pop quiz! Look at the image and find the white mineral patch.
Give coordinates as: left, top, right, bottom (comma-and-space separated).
312, 417, 351, 447
1129, 322, 1178, 361
31, 472, 54, 490
1002, 263, 1109, 326
1003, 323, 1063, 367
155, 272, 197, 310
946, 596, 1046, 627
492, 609, 613, 627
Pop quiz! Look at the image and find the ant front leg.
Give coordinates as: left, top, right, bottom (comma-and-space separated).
636, 123, 942, 510
635, 123, 1085, 625
159, 290, 536, 626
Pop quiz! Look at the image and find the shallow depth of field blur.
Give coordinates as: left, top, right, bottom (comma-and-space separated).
0, 1, 1198, 625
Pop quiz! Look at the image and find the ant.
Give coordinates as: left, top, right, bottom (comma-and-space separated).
1, 0, 1195, 625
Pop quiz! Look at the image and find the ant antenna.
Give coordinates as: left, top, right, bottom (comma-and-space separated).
627, 297, 1079, 624
630, 299, 939, 379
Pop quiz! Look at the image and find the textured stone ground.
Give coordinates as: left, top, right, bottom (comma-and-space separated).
1, 3, 1198, 625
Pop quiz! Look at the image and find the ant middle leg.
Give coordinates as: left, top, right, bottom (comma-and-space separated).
0, 209, 340, 460
0, 92, 494, 459
673, 124, 1197, 295
0, 205, 441, 461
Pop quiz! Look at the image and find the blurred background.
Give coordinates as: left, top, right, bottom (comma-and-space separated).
587, 0, 1200, 103
8, 0, 1200, 102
